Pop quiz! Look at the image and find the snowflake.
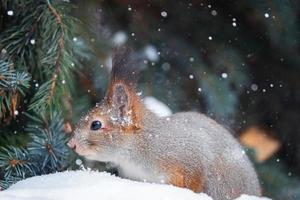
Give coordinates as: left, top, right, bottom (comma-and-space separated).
211, 10, 217, 16
251, 84, 258, 91
30, 39, 36, 45
161, 11, 167, 17
221, 73, 228, 79
7, 10, 14, 16
264, 13, 270, 18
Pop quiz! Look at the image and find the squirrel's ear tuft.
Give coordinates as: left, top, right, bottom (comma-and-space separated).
106, 46, 144, 130
111, 45, 139, 87
111, 83, 129, 119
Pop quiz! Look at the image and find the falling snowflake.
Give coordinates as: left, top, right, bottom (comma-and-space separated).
7, 10, 14, 16
144, 45, 159, 62
221, 73, 228, 79
264, 13, 270, 18
211, 10, 217, 16
161, 11, 168, 17
113, 31, 128, 45
189, 74, 194, 79
30, 39, 36, 45
208, 36, 213, 40
75, 159, 83, 166
251, 84, 258, 91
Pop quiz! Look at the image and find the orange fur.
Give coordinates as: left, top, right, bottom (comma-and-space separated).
160, 162, 203, 193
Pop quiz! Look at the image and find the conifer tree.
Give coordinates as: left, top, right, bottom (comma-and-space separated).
0, 0, 79, 189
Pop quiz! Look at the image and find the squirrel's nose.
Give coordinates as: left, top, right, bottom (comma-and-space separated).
67, 138, 76, 150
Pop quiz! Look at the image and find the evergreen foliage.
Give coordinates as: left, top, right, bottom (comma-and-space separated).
0, 0, 77, 189
0, 60, 30, 120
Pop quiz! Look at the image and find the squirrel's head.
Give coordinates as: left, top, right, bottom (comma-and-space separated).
68, 46, 144, 161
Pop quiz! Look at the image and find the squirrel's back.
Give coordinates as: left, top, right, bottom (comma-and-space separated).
138, 111, 261, 199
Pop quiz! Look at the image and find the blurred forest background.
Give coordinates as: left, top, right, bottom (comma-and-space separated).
0, 0, 300, 199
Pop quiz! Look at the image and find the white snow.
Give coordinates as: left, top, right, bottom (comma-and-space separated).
221, 72, 228, 79
30, 39, 36, 45
211, 10, 217, 16
251, 84, 258, 91
0, 171, 211, 200
264, 13, 270, 18
144, 96, 172, 117
144, 45, 159, 62
0, 171, 271, 200
161, 11, 168, 17
112, 31, 128, 46
7, 10, 13, 16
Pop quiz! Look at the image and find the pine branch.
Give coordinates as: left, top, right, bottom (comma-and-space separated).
0, 111, 70, 189
29, 0, 77, 114
0, 60, 30, 120
46, 0, 65, 105
0, 146, 36, 189
26, 111, 70, 173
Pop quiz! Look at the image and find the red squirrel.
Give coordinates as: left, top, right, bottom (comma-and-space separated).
68, 46, 261, 200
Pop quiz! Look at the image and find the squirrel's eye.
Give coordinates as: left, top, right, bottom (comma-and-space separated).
90, 120, 102, 131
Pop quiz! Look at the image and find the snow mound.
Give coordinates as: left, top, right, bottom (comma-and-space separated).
144, 96, 172, 117
0, 171, 211, 200
0, 171, 271, 200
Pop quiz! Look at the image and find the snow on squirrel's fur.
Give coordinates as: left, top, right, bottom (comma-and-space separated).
0, 171, 270, 200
